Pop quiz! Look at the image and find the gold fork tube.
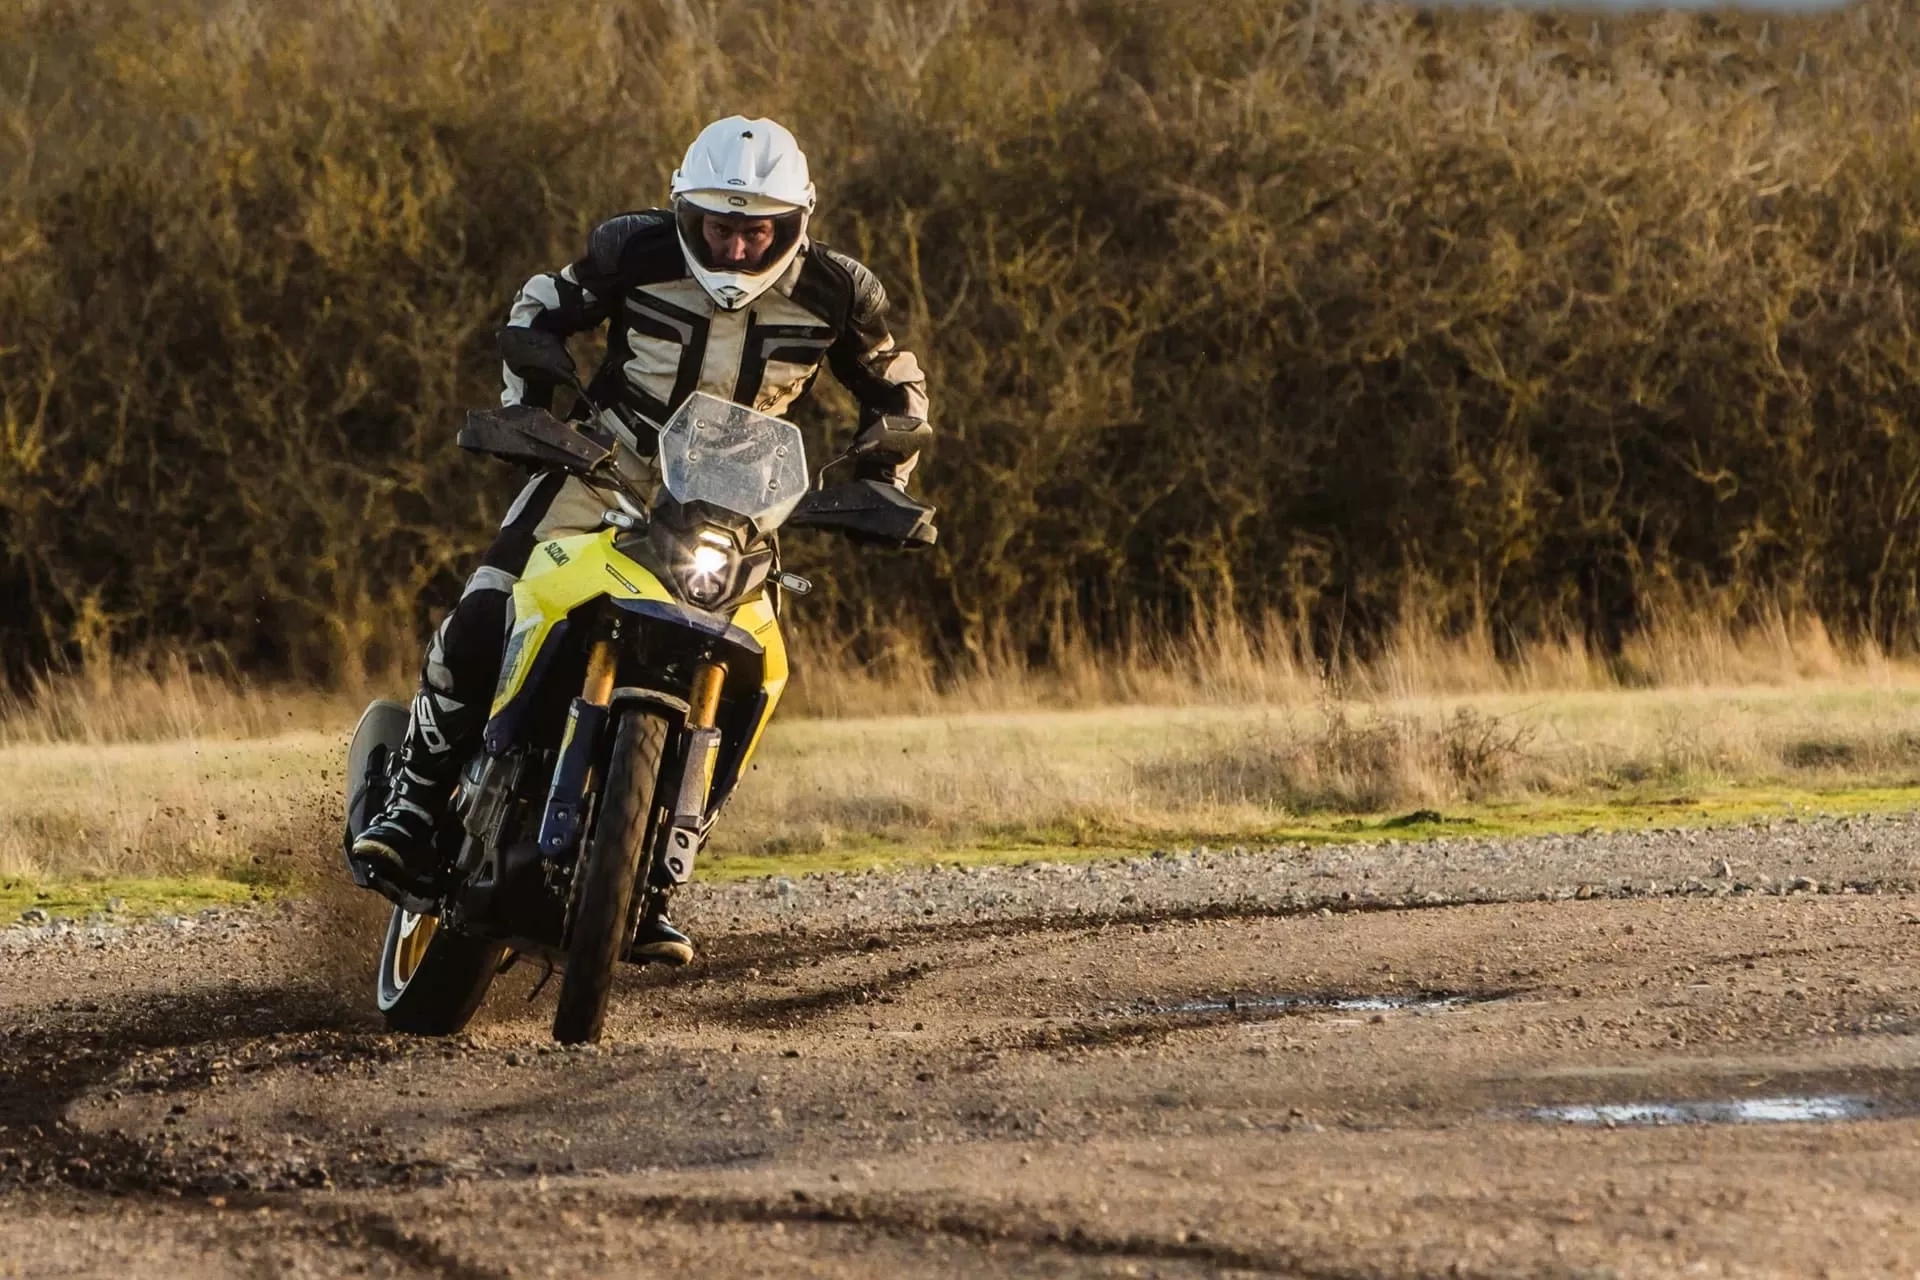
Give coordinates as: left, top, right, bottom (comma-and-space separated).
582, 639, 618, 706
688, 661, 727, 729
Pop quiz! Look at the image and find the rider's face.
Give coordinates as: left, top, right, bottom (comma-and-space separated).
701, 213, 778, 270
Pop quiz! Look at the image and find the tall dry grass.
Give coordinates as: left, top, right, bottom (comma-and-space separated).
783, 602, 1913, 718
2, 602, 1909, 743
0, 654, 371, 746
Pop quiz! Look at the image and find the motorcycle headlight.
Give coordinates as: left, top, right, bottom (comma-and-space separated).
620, 511, 776, 612
679, 530, 737, 607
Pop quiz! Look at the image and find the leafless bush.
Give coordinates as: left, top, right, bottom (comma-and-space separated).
1132, 696, 1535, 817
1433, 707, 1536, 794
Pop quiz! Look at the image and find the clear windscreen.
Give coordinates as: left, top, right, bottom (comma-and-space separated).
656, 392, 809, 528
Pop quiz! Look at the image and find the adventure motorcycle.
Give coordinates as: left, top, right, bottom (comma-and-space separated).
341, 353, 935, 1044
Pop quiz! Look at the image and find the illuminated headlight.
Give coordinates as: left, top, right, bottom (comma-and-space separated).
679, 530, 736, 606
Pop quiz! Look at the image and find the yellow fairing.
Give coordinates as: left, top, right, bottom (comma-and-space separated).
492, 531, 672, 716
490, 530, 791, 770
730, 593, 788, 773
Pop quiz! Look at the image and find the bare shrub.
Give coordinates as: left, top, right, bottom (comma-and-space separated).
1431, 707, 1536, 795
1131, 697, 1534, 817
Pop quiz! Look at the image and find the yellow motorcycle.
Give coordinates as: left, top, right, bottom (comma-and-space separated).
342, 378, 934, 1044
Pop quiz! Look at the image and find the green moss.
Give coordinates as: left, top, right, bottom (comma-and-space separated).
0, 875, 266, 922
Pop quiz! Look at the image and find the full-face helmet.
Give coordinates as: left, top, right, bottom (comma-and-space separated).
670, 116, 816, 311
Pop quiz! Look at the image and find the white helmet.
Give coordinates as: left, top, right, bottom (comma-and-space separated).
670, 116, 816, 311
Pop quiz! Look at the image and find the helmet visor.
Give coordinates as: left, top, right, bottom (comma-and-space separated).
674, 199, 806, 276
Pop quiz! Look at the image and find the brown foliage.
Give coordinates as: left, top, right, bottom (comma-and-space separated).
6, 0, 1920, 683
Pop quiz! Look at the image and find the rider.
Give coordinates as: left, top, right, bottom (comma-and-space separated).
350, 116, 930, 963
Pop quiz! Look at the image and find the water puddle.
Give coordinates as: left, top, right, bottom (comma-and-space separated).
1531, 1095, 1881, 1127
1149, 991, 1484, 1017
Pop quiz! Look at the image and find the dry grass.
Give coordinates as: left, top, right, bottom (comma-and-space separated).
0, 655, 371, 747
0, 734, 338, 882
7, 613, 1920, 886
722, 684, 1920, 857
785, 604, 1911, 717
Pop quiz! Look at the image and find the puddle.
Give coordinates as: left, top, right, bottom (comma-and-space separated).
1531, 1095, 1881, 1127
1150, 992, 1483, 1017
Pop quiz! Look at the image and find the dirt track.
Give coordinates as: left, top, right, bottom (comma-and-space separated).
8, 818, 1920, 1277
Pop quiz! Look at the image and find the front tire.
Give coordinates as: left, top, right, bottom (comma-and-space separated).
376, 907, 508, 1035
553, 711, 668, 1044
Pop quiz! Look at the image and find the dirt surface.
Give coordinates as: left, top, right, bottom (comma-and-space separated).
7, 815, 1920, 1277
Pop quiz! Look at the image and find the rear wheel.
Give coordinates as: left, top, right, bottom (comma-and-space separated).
349, 699, 507, 1035
553, 711, 668, 1044
376, 907, 508, 1035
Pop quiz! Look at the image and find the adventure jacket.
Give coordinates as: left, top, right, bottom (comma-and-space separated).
501, 209, 929, 484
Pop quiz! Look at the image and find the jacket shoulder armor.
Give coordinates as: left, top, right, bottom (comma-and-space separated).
585, 209, 679, 279
796, 243, 888, 331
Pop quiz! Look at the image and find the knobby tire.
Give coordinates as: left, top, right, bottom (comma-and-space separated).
553, 710, 668, 1044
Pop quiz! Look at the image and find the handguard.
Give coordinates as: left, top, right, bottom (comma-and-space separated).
458, 405, 613, 474
787, 479, 938, 548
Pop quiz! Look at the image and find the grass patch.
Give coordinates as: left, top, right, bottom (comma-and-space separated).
0, 875, 268, 922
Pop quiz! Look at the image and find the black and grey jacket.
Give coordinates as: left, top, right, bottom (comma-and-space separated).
501, 209, 928, 484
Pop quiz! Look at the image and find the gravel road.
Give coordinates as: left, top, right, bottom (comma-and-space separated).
5, 813, 1920, 1277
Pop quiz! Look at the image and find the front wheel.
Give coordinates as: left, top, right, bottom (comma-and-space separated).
376, 907, 508, 1035
553, 710, 669, 1044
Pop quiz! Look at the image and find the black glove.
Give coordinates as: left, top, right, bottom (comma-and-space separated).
497, 326, 578, 384
851, 415, 930, 490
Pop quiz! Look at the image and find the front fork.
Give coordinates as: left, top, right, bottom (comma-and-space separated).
535, 637, 620, 858
534, 630, 725, 886
660, 661, 726, 883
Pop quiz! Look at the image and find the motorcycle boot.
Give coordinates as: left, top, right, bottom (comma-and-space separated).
350, 686, 482, 898
631, 890, 695, 965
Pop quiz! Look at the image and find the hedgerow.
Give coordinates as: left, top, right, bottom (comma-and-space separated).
4, 0, 1920, 680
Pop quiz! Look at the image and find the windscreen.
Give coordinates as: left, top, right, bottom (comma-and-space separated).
656, 392, 809, 529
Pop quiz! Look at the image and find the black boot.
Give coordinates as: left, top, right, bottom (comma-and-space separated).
350, 687, 481, 899
630, 891, 695, 965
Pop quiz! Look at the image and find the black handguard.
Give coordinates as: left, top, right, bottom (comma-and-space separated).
788, 479, 938, 548
458, 405, 613, 474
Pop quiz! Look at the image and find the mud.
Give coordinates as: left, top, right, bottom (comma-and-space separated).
8, 821, 1920, 1275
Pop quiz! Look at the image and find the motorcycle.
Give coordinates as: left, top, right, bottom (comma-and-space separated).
341, 352, 935, 1044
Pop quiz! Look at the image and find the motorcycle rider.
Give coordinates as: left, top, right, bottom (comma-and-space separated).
350, 116, 930, 963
